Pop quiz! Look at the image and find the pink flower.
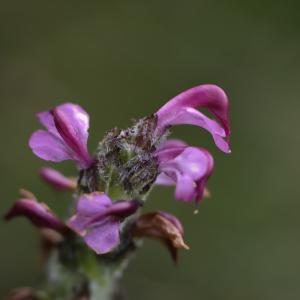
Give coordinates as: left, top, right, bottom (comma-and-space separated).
155, 84, 231, 153
155, 140, 214, 204
67, 192, 140, 254
29, 103, 93, 169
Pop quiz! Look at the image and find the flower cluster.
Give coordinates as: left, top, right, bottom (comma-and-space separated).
5, 84, 230, 258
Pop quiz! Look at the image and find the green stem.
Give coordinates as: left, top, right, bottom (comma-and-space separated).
40, 220, 137, 300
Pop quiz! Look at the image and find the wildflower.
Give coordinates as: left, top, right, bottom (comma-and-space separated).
67, 192, 140, 254
15, 84, 230, 253
155, 84, 230, 153
133, 211, 189, 262
5, 83, 231, 299
39, 167, 77, 191
29, 103, 92, 169
155, 139, 214, 203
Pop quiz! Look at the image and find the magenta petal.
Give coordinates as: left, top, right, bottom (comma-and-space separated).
5, 199, 65, 232
157, 147, 212, 181
56, 103, 89, 145
174, 173, 196, 201
195, 149, 214, 203
76, 192, 112, 216
157, 139, 188, 150
68, 192, 139, 254
195, 177, 209, 203
155, 84, 230, 153
37, 111, 57, 133
39, 167, 77, 191
155, 173, 175, 186
171, 147, 212, 180
156, 144, 214, 203
51, 107, 91, 168
29, 130, 73, 162
155, 146, 186, 163
30, 103, 92, 169
84, 218, 120, 254
67, 214, 90, 235
166, 107, 230, 153
87, 200, 139, 226
38, 103, 89, 144
68, 193, 112, 235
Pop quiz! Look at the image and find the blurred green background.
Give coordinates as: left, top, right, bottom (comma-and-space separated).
0, 0, 299, 299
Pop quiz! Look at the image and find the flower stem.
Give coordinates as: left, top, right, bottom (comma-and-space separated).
40, 219, 137, 300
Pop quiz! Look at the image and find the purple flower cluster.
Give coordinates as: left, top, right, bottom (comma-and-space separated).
6, 84, 230, 256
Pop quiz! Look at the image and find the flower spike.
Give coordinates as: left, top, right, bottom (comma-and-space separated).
5, 83, 231, 297
155, 84, 231, 153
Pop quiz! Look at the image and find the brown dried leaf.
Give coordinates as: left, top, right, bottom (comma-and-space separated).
133, 212, 189, 262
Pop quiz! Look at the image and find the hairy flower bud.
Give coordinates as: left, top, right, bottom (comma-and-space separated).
79, 116, 163, 199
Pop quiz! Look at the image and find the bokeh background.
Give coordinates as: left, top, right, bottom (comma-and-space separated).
0, 1, 299, 299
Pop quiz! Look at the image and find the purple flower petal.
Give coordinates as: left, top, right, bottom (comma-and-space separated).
155, 173, 175, 186
157, 139, 188, 150
51, 107, 91, 167
38, 103, 89, 143
76, 192, 112, 216
67, 214, 89, 236
29, 130, 73, 162
174, 172, 197, 202
67, 192, 139, 254
170, 147, 212, 179
87, 200, 140, 225
39, 167, 77, 191
155, 146, 186, 163
68, 193, 112, 235
155, 145, 214, 203
37, 111, 57, 133
29, 103, 92, 169
155, 84, 230, 153
84, 218, 119, 254
194, 149, 214, 202
4, 198, 65, 232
